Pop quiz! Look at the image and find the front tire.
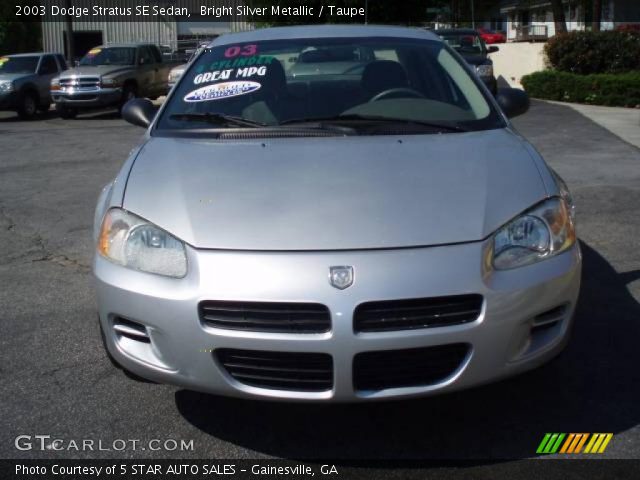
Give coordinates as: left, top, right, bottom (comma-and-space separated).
56, 104, 77, 119
17, 92, 38, 120
119, 84, 138, 115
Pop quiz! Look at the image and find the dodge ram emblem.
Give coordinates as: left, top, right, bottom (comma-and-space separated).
329, 266, 354, 290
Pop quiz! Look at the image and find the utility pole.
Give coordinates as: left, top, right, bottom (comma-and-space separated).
471, 0, 475, 29
64, 0, 74, 64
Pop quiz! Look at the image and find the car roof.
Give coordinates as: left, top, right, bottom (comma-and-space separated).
434, 29, 479, 35
98, 43, 155, 48
5, 52, 57, 58
209, 25, 441, 47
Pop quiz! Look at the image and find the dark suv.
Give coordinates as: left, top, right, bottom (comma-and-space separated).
434, 29, 499, 94
0, 53, 67, 119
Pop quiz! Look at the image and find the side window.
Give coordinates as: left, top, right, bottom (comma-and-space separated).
138, 47, 154, 66
150, 46, 162, 64
39, 56, 58, 75
56, 55, 67, 71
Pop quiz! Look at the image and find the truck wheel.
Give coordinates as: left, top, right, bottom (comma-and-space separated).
119, 84, 138, 115
56, 105, 77, 119
17, 92, 38, 120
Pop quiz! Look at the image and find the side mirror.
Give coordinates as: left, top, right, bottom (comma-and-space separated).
488, 45, 500, 53
496, 88, 529, 118
122, 98, 157, 128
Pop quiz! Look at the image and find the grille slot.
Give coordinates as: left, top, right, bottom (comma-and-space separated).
216, 349, 333, 392
60, 77, 100, 89
199, 301, 331, 333
354, 295, 483, 333
113, 317, 150, 343
353, 344, 470, 391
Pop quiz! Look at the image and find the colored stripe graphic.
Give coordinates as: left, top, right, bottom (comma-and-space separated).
538, 433, 613, 454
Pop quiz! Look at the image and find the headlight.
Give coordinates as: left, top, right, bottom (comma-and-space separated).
98, 208, 187, 278
100, 77, 120, 88
476, 64, 493, 77
493, 197, 576, 270
50, 77, 60, 91
0, 80, 13, 92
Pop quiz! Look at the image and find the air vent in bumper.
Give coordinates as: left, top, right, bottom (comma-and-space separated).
113, 317, 150, 343
353, 344, 470, 391
199, 301, 330, 333
216, 349, 334, 392
354, 295, 483, 332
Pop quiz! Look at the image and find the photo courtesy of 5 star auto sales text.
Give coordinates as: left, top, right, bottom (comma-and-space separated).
2, 0, 640, 479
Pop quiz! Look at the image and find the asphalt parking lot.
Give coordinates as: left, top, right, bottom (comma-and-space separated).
1, 101, 639, 463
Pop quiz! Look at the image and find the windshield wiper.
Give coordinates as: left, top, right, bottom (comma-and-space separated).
280, 114, 469, 132
169, 112, 267, 128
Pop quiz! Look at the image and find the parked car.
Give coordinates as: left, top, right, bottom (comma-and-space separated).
478, 27, 507, 44
435, 28, 499, 94
167, 42, 210, 92
0, 52, 67, 119
96, 25, 580, 402
51, 43, 176, 118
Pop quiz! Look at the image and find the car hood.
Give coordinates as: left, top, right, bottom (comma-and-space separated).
0, 73, 31, 82
123, 129, 547, 251
60, 65, 133, 78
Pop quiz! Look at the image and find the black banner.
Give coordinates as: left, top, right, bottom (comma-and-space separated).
3, 459, 640, 480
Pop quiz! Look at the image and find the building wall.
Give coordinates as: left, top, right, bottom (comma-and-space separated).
490, 42, 546, 88
42, 0, 252, 54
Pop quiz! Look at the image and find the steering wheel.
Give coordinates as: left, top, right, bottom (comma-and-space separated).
370, 88, 425, 102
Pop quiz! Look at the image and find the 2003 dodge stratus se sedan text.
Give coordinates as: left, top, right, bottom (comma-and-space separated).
94, 25, 581, 402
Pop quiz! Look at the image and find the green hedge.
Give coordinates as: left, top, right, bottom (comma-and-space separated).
545, 31, 640, 75
521, 70, 640, 107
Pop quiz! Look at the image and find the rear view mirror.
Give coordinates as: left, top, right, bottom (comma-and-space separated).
495, 88, 530, 118
122, 98, 157, 128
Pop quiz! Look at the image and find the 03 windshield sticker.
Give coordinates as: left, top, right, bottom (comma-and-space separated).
86, 48, 101, 57
194, 66, 268, 85
224, 44, 258, 58
0, 57, 9, 65
184, 81, 261, 102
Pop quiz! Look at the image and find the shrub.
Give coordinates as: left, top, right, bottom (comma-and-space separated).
545, 30, 640, 75
521, 70, 640, 107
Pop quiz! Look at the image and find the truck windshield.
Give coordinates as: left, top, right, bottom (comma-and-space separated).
0, 56, 39, 74
80, 47, 136, 66
157, 36, 502, 133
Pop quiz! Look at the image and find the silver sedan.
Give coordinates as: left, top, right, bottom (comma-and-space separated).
94, 25, 581, 402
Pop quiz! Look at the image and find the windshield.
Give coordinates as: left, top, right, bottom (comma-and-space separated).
79, 47, 136, 66
157, 37, 502, 134
0, 56, 39, 74
438, 33, 486, 55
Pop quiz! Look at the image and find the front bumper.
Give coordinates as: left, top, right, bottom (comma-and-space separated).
95, 240, 581, 402
51, 87, 122, 109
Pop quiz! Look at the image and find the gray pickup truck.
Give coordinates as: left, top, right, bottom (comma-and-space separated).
0, 53, 67, 119
51, 43, 175, 118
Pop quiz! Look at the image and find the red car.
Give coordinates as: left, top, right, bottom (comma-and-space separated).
478, 28, 506, 44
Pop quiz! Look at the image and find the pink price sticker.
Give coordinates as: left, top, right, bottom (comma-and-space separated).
224, 44, 258, 58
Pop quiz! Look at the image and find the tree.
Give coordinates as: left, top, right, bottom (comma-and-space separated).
550, 0, 568, 34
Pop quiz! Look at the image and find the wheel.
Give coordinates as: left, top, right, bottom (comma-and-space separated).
119, 84, 138, 114
17, 92, 38, 119
56, 104, 77, 119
